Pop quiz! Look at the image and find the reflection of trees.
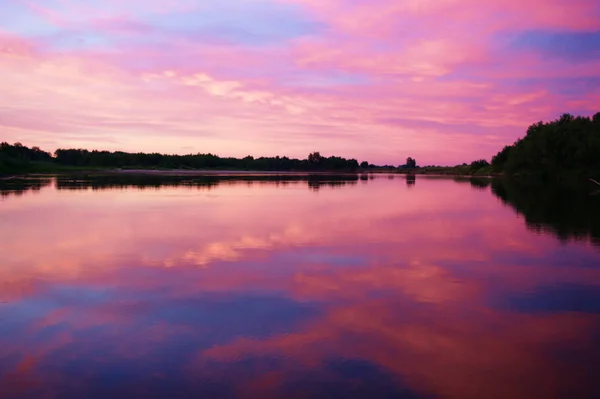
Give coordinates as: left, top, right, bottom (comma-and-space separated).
451, 177, 491, 191
406, 175, 416, 187
469, 178, 491, 190
0, 178, 52, 199
491, 179, 600, 246
307, 178, 358, 191
1, 174, 365, 197
53, 174, 361, 192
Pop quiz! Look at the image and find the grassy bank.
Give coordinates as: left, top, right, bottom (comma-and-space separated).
0, 161, 106, 177
395, 165, 496, 177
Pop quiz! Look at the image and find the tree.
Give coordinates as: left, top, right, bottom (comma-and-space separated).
470, 159, 490, 171
360, 161, 369, 168
0, 142, 52, 175
307, 152, 323, 167
491, 111, 600, 178
491, 146, 512, 172
406, 157, 417, 168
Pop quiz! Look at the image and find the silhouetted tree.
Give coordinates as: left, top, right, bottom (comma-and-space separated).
307, 152, 323, 166
491, 146, 512, 172
470, 159, 490, 172
0, 142, 53, 175
490, 112, 600, 179
406, 157, 417, 168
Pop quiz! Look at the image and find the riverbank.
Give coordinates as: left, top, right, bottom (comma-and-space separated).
4, 164, 596, 184
2, 167, 494, 179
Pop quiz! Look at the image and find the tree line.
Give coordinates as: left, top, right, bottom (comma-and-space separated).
0, 145, 366, 174
52, 149, 365, 171
1, 142, 422, 175
3, 111, 599, 178
0, 142, 53, 174
491, 112, 600, 179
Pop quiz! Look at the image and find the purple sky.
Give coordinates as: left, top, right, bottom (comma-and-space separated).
1, 0, 599, 165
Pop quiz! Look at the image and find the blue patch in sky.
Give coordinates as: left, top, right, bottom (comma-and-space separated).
41, 30, 115, 52
0, 1, 60, 37
143, 0, 325, 46
2, 0, 325, 51
293, 71, 370, 87
379, 117, 495, 132
512, 76, 600, 96
508, 30, 600, 62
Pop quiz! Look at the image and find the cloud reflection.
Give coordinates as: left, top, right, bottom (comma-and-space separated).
0, 176, 599, 398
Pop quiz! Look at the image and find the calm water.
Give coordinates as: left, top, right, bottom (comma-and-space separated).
1, 174, 599, 399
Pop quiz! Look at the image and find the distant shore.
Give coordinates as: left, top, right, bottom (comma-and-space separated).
112, 169, 501, 179
5, 169, 599, 188
109, 169, 358, 176
1, 166, 498, 178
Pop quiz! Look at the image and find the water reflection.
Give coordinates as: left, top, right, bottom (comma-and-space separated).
491, 179, 600, 246
0, 175, 599, 398
52, 173, 360, 192
0, 177, 52, 198
468, 178, 491, 190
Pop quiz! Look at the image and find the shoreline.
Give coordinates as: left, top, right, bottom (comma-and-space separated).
2, 168, 498, 179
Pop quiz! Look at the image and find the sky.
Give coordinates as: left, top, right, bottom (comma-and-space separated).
1, 0, 599, 165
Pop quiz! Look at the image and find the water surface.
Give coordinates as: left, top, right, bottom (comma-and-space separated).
1, 174, 599, 398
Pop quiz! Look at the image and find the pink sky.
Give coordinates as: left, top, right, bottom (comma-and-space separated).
1, 0, 599, 165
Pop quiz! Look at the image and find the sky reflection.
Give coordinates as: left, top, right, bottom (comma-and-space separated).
0, 176, 599, 398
